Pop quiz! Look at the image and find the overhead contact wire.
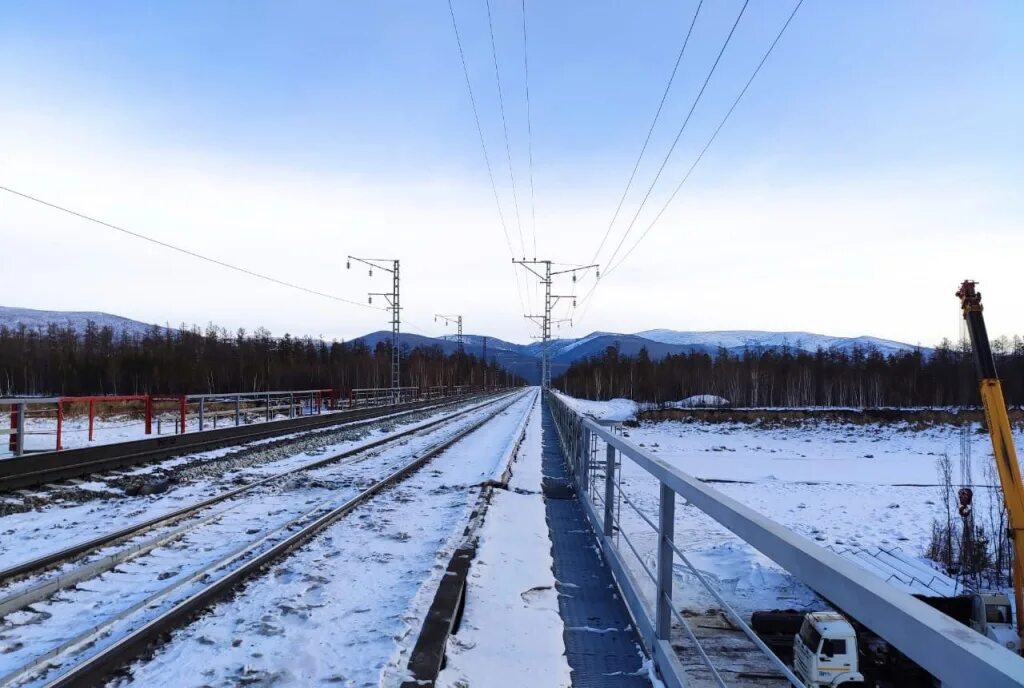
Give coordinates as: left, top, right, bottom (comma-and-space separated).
606, 0, 804, 277
601, 0, 750, 274
0, 185, 383, 311
521, 0, 538, 261
589, 0, 704, 265
576, 0, 803, 321
446, 0, 528, 317
485, 0, 527, 261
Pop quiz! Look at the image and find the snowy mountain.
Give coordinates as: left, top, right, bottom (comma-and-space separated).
0, 306, 164, 338
636, 329, 923, 357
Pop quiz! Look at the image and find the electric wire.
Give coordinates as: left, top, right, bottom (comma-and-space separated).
599, 0, 750, 274
575, 0, 803, 323
588, 0, 704, 265
605, 0, 804, 278
521, 0, 538, 261
485, 0, 527, 260
446, 0, 528, 318
0, 184, 384, 312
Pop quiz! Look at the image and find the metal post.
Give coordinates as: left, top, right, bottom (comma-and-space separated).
56, 400, 64, 450
604, 443, 616, 536
234, 396, 241, 426
514, 260, 597, 390
144, 396, 153, 435
179, 396, 187, 434
542, 261, 551, 389
8, 406, 16, 453
88, 399, 96, 441
657, 483, 676, 640
289, 393, 295, 419
266, 393, 271, 422
198, 398, 205, 432
580, 427, 590, 490
15, 402, 25, 457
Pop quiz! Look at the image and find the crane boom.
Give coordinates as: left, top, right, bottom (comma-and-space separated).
956, 279, 1024, 651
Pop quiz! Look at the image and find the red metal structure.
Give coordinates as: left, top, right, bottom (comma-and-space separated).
56, 395, 152, 450
5, 385, 497, 456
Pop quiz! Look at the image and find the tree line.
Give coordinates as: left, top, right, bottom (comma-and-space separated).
554, 338, 1024, 407
0, 322, 523, 396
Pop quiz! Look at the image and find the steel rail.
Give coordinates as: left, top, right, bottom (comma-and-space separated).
0, 392, 516, 587
29, 390, 531, 688
0, 392, 503, 491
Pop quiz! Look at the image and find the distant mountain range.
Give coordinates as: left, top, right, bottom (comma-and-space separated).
356, 329, 927, 384
1, 306, 926, 384
0, 306, 164, 339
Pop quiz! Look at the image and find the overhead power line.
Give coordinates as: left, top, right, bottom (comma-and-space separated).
574, 0, 804, 321
0, 184, 383, 311
446, 0, 528, 317
485, 0, 527, 260
521, 0, 538, 261
605, 0, 805, 278
600, 0, 750, 275
589, 0, 704, 265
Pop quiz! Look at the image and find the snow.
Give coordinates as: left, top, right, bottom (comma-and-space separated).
437, 394, 571, 688
559, 396, 1021, 617
558, 395, 638, 422
103, 391, 539, 687
1, 401, 450, 458
0, 399, 511, 572
635, 328, 921, 355
666, 395, 730, 408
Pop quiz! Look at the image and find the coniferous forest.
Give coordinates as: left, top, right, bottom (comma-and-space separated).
0, 322, 522, 396
554, 339, 1024, 407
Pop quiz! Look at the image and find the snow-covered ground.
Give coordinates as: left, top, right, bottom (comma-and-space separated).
437, 394, 571, 687
557, 393, 1019, 616
0, 396, 509, 572
100, 391, 538, 687
3, 403, 419, 457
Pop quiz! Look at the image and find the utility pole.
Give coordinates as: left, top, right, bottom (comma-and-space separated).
434, 313, 464, 353
513, 259, 598, 390
482, 337, 488, 388
348, 256, 401, 402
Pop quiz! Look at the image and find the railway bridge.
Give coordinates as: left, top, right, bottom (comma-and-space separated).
0, 387, 1021, 687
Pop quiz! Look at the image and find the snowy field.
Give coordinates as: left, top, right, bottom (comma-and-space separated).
0, 390, 537, 687
3, 402, 440, 458
0, 396, 510, 570
111, 391, 538, 687
558, 393, 1020, 616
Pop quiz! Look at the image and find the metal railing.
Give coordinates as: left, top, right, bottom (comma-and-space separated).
546, 391, 1024, 688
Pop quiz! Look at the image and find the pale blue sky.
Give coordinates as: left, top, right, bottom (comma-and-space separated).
2, 1, 1021, 344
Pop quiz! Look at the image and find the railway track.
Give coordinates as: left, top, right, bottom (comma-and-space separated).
0, 390, 532, 687
0, 392, 502, 491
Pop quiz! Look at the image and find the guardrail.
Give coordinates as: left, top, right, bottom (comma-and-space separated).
2, 386, 514, 458
546, 391, 1024, 688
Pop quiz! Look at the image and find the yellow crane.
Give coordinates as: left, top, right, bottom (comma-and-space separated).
956, 279, 1024, 652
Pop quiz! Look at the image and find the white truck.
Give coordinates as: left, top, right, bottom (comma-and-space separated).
790, 593, 1019, 687
793, 612, 865, 686
970, 592, 1019, 652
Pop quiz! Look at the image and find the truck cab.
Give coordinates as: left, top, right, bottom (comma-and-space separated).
971, 592, 1020, 653
794, 612, 865, 686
